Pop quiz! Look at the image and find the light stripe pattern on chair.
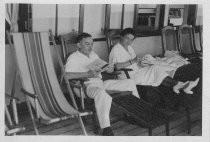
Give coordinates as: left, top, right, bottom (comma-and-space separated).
12, 32, 80, 120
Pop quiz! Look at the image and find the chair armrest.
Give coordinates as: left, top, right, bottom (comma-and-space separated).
69, 78, 88, 88
20, 88, 38, 99
101, 71, 121, 80
116, 68, 133, 79
118, 68, 133, 72
70, 77, 89, 82
5, 94, 21, 103
106, 90, 132, 98
102, 71, 121, 76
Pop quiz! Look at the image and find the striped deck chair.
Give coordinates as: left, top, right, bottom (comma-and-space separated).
7, 31, 92, 135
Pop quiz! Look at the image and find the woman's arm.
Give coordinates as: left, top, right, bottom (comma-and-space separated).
115, 56, 139, 70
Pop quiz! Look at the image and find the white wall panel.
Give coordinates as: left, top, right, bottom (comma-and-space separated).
110, 4, 122, 29
57, 4, 79, 35
83, 4, 105, 38
32, 4, 56, 33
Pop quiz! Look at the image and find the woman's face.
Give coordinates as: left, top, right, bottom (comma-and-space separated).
121, 34, 135, 47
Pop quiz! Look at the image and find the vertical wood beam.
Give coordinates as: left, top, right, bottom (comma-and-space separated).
55, 4, 58, 37
163, 5, 170, 26
121, 4, 125, 30
183, 5, 189, 25
154, 5, 161, 30
79, 4, 84, 33
105, 4, 111, 33
133, 4, 139, 30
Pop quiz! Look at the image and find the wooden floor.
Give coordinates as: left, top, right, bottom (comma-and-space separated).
8, 103, 202, 136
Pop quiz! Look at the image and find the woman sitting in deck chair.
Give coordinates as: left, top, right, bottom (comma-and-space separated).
65, 32, 140, 136
109, 28, 200, 96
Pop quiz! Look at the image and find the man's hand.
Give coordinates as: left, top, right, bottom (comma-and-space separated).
87, 70, 100, 78
105, 64, 114, 73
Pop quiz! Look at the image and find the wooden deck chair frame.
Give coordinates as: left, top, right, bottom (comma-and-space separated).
5, 94, 25, 135
161, 26, 180, 56
178, 24, 197, 56
5, 69, 19, 126
7, 31, 92, 135
198, 25, 203, 52
60, 31, 78, 63
105, 29, 121, 54
192, 25, 203, 53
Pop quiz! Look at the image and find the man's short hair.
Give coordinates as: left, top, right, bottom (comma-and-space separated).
120, 28, 136, 37
77, 32, 92, 43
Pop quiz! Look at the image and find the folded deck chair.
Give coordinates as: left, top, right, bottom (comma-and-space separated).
178, 24, 201, 61
161, 26, 180, 56
7, 31, 92, 135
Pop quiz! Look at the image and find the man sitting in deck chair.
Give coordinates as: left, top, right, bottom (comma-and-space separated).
109, 28, 200, 96
65, 32, 140, 136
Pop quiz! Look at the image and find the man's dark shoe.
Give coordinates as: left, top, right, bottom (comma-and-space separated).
123, 114, 137, 125
102, 127, 114, 136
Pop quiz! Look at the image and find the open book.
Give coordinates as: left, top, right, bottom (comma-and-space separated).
87, 58, 113, 72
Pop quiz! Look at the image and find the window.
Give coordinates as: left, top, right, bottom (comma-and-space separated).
168, 5, 184, 26
133, 4, 165, 36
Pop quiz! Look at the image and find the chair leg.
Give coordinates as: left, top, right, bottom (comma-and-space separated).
186, 107, 191, 134
12, 99, 19, 125
91, 111, 100, 134
25, 97, 39, 135
165, 121, 169, 136
78, 116, 88, 135
148, 127, 152, 136
5, 105, 14, 127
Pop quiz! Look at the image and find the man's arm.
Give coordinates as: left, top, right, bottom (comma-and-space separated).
65, 70, 100, 80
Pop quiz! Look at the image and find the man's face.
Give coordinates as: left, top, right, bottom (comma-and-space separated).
78, 37, 93, 56
121, 34, 135, 47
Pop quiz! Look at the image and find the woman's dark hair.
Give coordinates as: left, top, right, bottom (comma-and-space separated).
77, 32, 92, 43
120, 28, 136, 37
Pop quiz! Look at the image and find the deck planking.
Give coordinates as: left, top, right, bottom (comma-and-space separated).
7, 103, 202, 136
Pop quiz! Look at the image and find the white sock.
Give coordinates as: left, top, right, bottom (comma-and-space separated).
183, 78, 200, 94
173, 81, 189, 94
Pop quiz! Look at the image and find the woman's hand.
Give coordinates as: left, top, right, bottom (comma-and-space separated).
87, 70, 100, 78
131, 56, 139, 64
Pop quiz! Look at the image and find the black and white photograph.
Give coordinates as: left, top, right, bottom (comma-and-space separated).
1, 0, 209, 142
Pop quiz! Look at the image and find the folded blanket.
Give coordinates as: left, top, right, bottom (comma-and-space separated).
142, 53, 189, 68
